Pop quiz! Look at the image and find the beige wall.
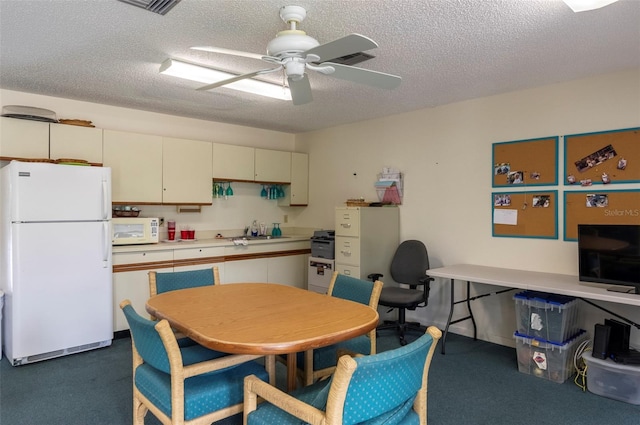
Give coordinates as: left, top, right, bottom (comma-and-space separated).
295, 68, 640, 346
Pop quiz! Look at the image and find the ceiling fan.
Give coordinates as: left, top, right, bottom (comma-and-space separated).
191, 5, 401, 105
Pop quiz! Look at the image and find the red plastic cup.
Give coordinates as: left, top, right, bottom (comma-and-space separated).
188, 230, 195, 239
180, 230, 189, 240
168, 230, 176, 240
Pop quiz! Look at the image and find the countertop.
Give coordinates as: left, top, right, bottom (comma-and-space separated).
112, 234, 311, 253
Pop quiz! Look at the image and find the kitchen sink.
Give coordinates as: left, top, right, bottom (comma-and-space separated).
228, 235, 289, 241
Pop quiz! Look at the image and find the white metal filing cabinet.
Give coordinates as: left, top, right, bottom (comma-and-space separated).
308, 257, 334, 294
334, 207, 399, 281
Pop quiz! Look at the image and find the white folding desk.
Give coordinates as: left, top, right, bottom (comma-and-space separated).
428, 264, 640, 354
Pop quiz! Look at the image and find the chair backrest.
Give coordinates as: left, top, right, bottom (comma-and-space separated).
326, 326, 442, 425
327, 272, 383, 308
120, 300, 173, 373
390, 240, 430, 286
149, 266, 219, 297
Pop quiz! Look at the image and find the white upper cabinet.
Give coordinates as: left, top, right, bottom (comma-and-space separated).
212, 143, 255, 181
279, 152, 308, 206
0, 117, 49, 159
49, 123, 103, 164
254, 148, 291, 183
103, 130, 163, 203
162, 137, 212, 204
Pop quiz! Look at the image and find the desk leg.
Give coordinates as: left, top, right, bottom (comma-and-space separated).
441, 279, 477, 354
442, 278, 455, 354
286, 353, 297, 392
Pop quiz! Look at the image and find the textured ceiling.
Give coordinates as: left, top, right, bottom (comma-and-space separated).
1, 0, 639, 134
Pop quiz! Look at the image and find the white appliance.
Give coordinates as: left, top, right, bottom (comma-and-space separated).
0, 161, 113, 365
308, 257, 334, 294
112, 217, 159, 245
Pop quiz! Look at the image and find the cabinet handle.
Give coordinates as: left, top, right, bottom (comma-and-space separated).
340, 250, 351, 256
341, 223, 351, 228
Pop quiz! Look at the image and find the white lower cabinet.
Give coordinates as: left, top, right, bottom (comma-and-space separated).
112, 240, 310, 331
268, 254, 307, 289
112, 250, 173, 332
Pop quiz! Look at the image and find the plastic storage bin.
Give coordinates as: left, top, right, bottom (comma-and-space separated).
514, 330, 588, 383
582, 354, 640, 405
514, 290, 580, 343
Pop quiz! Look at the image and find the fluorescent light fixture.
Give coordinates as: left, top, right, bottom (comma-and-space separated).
159, 58, 291, 101
563, 0, 619, 12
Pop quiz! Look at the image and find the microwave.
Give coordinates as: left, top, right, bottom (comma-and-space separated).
112, 217, 159, 245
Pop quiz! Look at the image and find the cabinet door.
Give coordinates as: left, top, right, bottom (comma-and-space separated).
112, 250, 173, 331
267, 254, 307, 288
212, 143, 255, 181
255, 148, 291, 183
0, 117, 49, 159
103, 130, 163, 203
224, 258, 268, 283
49, 123, 103, 164
162, 137, 213, 204
278, 152, 308, 206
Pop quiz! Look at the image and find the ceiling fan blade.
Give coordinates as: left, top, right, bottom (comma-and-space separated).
288, 75, 312, 105
196, 67, 280, 91
322, 62, 402, 90
191, 46, 265, 61
304, 33, 378, 62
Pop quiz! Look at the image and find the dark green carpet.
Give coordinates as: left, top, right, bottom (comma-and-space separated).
1, 330, 638, 424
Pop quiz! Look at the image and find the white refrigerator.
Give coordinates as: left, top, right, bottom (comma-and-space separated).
0, 161, 113, 366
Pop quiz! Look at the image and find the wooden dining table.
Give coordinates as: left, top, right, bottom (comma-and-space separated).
145, 282, 379, 391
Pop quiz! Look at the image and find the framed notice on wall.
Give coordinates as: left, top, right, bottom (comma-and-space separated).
492, 190, 558, 239
492, 136, 558, 188
564, 127, 640, 186
563, 189, 640, 241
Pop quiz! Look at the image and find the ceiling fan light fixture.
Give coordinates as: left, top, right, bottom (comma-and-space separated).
562, 0, 619, 12
159, 59, 291, 101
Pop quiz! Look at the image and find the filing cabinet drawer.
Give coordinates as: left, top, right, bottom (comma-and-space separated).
335, 208, 360, 237
336, 264, 361, 279
335, 236, 361, 265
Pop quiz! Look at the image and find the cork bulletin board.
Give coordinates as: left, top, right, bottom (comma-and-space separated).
563, 189, 640, 241
564, 127, 640, 186
492, 191, 558, 239
493, 136, 558, 188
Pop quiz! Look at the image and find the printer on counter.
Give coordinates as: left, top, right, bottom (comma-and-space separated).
310, 230, 335, 259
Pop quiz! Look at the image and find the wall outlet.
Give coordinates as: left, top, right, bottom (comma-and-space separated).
283, 214, 288, 223
158, 217, 165, 226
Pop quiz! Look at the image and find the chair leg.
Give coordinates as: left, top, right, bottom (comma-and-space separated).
377, 308, 425, 345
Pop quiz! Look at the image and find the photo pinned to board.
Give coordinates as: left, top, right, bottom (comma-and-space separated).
494, 162, 510, 175
586, 193, 608, 208
530, 171, 541, 180
574, 144, 617, 173
494, 194, 511, 206
532, 195, 550, 208
507, 170, 524, 185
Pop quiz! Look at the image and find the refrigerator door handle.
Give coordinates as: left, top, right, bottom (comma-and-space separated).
102, 179, 109, 220
102, 222, 110, 267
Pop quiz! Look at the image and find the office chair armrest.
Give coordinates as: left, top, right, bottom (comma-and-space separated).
367, 273, 383, 281
418, 276, 434, 285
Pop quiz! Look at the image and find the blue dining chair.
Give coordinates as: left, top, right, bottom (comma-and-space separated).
120, 299, 270, 425
245, 326, 442, 425
148, 266, 221, 347
149, 266, 220, 297
299, 272, 383, 385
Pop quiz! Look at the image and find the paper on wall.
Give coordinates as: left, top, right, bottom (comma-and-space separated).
494, 209, 518, 225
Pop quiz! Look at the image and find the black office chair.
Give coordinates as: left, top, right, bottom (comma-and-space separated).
369, 240, 433, 345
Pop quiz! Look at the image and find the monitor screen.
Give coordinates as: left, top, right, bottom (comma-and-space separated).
577, 224, 640, 294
